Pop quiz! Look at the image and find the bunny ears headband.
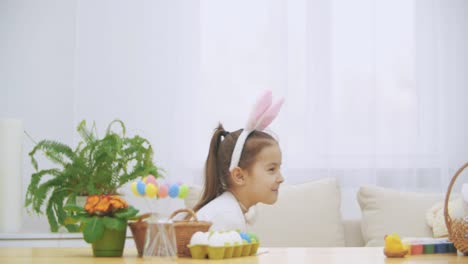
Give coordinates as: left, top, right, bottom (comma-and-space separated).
229, 90, 284, 171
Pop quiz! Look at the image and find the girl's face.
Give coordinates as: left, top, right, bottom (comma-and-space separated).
245, 143, 284, 205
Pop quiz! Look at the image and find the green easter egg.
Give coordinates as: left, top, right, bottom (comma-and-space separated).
178, 184, 189, 198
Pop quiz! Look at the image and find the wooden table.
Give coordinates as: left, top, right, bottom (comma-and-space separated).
0, 247, 466, 263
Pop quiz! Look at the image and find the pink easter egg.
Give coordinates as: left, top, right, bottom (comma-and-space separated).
146, 175, 158, 186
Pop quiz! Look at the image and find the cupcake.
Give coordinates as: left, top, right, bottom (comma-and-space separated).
207, 232, 226, 259
229, 231, 244, 257
223, 242, 234, 258
187, 231, 209, 259
248, 232, 260, 256
239, 232, 252, 257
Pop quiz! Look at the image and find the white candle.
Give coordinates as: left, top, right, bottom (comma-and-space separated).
0, 119, 23, 233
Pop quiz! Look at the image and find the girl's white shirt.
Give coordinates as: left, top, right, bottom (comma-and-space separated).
196, 191, 246, 232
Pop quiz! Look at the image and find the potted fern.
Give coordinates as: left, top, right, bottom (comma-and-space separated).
25, 119, 162, 232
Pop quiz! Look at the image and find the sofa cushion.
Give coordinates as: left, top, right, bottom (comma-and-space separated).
343, 219, 365, 247
185, 178, 346, 247
357, 185, 443, 246
425, 197, 462, 238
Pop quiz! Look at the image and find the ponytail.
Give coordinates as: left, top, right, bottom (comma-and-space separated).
192, 123, 227, 212
192, 124, 275, 213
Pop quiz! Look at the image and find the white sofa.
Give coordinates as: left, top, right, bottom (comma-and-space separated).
184, 178, 447, 247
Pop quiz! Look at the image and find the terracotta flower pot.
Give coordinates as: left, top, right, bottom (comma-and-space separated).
129, 220, 148, 257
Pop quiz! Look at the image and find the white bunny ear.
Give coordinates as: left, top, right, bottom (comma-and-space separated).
245, 90, 272, 131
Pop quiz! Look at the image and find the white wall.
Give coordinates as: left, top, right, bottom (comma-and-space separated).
1, 0, 77, 232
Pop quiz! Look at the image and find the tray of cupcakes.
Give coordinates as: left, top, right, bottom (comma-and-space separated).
187, 230, 260, 259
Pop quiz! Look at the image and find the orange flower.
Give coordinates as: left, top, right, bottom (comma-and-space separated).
84, 195, 129, 215
84, 195, 100, 214
109, 195, 128, 210
94, 196, 111, 213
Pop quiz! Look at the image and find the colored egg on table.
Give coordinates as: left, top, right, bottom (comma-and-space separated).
178, 184, 189, 198
131, 182, 140, 196
158, 184, 169, 198
146, 183, 158, 198
169, 184, 179, 198
137, 180, 146, 195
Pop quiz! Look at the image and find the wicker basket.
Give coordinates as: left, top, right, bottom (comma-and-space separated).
169, 208, 212, 257
444, 162, 468, 254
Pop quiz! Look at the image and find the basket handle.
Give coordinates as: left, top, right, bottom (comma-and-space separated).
444, 162, 468, 236
169, 208, 198, 221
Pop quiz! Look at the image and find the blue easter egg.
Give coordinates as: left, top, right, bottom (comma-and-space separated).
137, 181, 146, 195
168, 184, 179, 198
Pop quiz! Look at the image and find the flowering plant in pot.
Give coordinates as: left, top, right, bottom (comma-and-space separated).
64, 194, 139, 257
24, 119, 162, 232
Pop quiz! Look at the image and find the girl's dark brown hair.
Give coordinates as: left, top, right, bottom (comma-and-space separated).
192, 123, 277, 212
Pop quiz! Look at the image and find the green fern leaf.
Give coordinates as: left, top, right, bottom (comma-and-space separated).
46, 198, 59, 232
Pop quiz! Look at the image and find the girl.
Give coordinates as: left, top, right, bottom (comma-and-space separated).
193, 91, 284, 231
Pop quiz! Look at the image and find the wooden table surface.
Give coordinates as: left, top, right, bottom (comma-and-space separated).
0, 247, 467, 263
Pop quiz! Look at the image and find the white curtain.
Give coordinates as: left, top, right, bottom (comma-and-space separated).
194, 0, 467, 217
39, 0, 468, 215
2, 0, 467, 228
195, 0, 468, 191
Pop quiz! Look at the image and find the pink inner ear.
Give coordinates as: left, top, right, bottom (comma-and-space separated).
257, 98, 284, 130
245, 90, 272, 131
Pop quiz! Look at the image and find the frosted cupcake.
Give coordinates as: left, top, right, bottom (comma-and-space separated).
187, 231, 209, 259
224, 231, 242, 258
239, 232, 252, 256
248, 232, 260, 255
207, 232, 227, 259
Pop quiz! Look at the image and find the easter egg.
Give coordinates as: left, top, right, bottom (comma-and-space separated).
146, 175, 158, 185
178, 184, 189, 198
146, 183, 158, 198
168, 184, 179, 198
131, 182, 140, 196
137, 180, 146, 195
158, 184, 169, 198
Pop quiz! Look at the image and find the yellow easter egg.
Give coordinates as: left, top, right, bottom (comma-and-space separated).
146, 183, 158, 198
131, 182, 140, 196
